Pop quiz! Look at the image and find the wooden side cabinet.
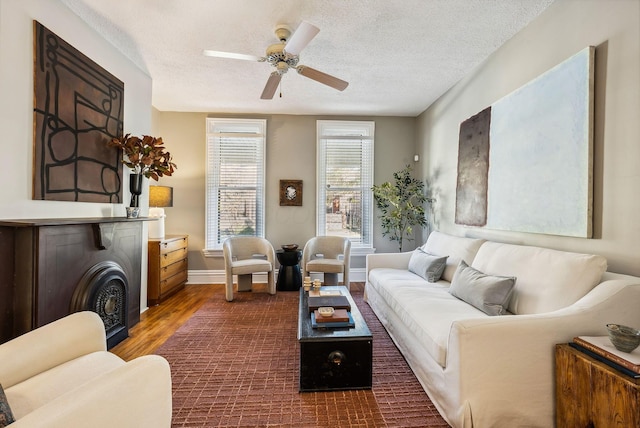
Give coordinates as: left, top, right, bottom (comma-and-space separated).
556, 343, 640, 427
147, 235, 188, 306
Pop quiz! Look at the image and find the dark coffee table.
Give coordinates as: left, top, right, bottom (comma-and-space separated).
297, 285, 372, 392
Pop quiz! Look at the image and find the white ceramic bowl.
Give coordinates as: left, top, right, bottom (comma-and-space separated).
318, 306, 335, 317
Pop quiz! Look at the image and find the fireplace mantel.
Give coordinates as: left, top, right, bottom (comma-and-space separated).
0, 217, 148, 347
0, 216, 152, 227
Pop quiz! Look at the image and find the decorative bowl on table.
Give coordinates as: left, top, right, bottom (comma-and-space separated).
318, 307, 335, 317
606, 323, 640, 353
281, 244, 298, 251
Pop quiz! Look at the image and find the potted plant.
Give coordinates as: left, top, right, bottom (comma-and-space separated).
372, 164, 430, 252
108, 134, 177, 217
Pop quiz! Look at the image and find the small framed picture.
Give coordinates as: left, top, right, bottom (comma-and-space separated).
280, 180, 303, 206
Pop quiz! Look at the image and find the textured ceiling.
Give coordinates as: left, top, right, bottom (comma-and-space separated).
60, 0, 555, 116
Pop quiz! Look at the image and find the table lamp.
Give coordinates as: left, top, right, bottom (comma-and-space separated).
148, 186, 173, 239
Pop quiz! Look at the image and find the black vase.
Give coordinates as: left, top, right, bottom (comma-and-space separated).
129, 173, 143, 207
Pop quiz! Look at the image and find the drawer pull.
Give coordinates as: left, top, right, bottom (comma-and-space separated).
328, 350, 346, 366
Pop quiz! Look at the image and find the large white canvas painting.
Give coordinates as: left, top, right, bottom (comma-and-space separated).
486, 46, 594, 237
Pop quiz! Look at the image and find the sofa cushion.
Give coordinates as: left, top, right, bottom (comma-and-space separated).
368, 268, 447, 291
422, 231, 486, 282
471, 241, 607, 314
231, 259, 272, 275
367, 272, 487, 367
0, 384, 15, 427
408, 249, 448, 282
306, 258, 344, 274
5, 351, 124, 419
449, 261, 516, 316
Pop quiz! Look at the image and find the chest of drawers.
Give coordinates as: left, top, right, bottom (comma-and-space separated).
147, 235, 188, 305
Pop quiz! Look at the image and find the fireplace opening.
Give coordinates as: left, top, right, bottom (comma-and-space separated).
71, 261, 129, 349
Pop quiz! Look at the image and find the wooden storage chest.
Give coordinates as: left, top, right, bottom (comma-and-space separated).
298, 286, 372, 392
556, 343, 640, 427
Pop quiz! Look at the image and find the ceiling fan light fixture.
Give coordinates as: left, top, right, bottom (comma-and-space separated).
265, 43, 299, 68
276, 61, 289, 74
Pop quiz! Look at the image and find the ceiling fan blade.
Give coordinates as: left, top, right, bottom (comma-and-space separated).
261, 72, 282, 99
296, 66, 349, 91
203, 49, 263, 62
284, 21, 320, 56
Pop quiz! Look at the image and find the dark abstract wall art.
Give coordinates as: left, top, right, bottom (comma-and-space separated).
455, 107, 491, 227
33, 21, 124, 203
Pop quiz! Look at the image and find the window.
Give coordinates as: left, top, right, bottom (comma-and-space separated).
205, 118, 266, 251
317, 120, 374, 250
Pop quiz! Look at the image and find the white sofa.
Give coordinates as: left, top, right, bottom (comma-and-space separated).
365, 231, 640, 427
0, 311, 172, 427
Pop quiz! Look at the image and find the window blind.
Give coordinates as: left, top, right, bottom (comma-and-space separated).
206, 119, 266, 250
317, 120, 374, 248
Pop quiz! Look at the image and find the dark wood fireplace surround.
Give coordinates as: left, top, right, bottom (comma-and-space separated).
0, 218, 145, 347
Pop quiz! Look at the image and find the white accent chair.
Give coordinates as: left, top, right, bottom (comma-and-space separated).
223, 236, 276, 302
302, 236, 351, 289
0, 311, 172, 427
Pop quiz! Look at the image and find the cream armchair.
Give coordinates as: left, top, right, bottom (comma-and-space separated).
0, 311, 172, 428
223, 236, 276, 302
302, 236, 351, 289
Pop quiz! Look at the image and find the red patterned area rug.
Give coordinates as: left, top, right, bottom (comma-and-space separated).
156, 285, 449, 427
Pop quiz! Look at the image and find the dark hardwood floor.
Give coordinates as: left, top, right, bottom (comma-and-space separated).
111, 283, 223, 361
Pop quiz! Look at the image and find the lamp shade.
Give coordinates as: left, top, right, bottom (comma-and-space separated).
149, 186, 173, 207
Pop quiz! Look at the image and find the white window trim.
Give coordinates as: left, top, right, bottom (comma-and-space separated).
204, 118, 266, 254
202, 248, 224, 258
316, 120, 375, 250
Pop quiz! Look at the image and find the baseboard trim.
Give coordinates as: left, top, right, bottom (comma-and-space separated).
187, 268, 366, 285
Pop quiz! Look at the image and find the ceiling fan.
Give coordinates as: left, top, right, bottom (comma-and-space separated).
203, 21, 349, 99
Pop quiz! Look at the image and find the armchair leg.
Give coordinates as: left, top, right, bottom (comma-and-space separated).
238, 274, 253, 292
225, 280, 234, 302
268, 271, 276, 295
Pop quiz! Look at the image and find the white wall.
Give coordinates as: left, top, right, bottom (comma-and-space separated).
0, 0, 154, 307
417, 0, 640, 276
0, 0, 153, 218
